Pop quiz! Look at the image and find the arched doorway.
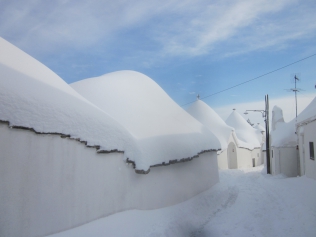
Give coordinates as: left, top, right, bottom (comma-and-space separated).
228, 142, 237, 169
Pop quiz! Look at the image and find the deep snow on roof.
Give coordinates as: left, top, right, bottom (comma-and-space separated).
270, 106, 296, 147
253, 123, 265, 132
186, 99, 233, 150
297, 96, 316, 125
71, 71, 221, 170
225, 110, 261, 149
271, 96, 316, 147
0, 37, 137, 157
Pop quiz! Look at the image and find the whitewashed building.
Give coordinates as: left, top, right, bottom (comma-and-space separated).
186, 101, 264, 169
270, 106, 298, 177
254, 123, 266, 165
296, 97, 316, 179
225, 110, 263, 168
0, 38, 220, 237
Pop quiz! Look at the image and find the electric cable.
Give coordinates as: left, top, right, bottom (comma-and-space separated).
181, 53, 316, 106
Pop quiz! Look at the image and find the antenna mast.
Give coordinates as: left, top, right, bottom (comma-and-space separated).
286, 75, 301, 120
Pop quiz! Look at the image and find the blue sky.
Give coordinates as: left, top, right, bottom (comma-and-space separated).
1, 0, 316, 116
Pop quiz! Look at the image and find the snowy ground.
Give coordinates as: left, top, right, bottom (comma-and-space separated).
50, 166, 316, 237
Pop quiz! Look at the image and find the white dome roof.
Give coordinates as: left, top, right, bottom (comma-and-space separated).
186, 100, 233, 150
0, 37, 137, 158
71, 70, 221, 171
225, 110, 261, 149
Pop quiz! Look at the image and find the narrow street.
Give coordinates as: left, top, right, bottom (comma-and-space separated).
51, 166, 316, 237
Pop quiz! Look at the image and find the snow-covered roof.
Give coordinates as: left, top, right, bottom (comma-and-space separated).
296, 96, 316, 126
225, 110, 261, 149
271, 96, 316, 147
71, 71, 221, 171
0, 38, 220, 173
270, 106, 296, 147
186, 99, 233, 150
253, 123, 265, 132
0, 37, 137, 154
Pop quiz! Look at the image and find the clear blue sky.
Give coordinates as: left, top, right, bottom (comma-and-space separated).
1, 0, 316, 109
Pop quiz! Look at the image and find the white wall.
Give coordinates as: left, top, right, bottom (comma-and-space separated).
217, 147, 261, 169
236, 148, 252, 168
217, 149, 228, 169
251, 148, 262, 167
298, 128, 305, 176
0, 123, 219, 237
301, 121, 316, 180
217, 132, 263, 169
270, 147, 298, 177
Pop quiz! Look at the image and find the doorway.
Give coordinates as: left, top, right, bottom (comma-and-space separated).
228, 142, 238, 169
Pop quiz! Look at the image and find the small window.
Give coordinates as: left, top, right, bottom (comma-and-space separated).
310, 142, 315, 160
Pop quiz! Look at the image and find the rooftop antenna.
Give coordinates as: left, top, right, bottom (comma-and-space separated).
286, 74, 302, 120
197, 94, 200, 100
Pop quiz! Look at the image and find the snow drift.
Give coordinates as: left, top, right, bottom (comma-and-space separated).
270, 106, 296, 147
0, 37, 221, 173
0, 37, 137, 154
271, 96, 316, 147
186, 99, 233, 150
71, 71, 221, 171
296, 96, 316, 125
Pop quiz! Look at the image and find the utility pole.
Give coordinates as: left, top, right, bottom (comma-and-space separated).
294, 75, 299, 119
265, 94, 271, 174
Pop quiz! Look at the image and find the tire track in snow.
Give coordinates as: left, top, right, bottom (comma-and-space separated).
190, 186, 239, 237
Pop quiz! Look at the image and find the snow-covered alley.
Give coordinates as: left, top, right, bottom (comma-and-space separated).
50, 166, 316, 237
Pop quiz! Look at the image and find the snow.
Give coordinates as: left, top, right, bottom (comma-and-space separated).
254, 123, 265, 132
186, 99, 233, 150
225, 110, 261, 149
49, 166, 316, 237
271, 106, 297, 147
0, 38, 220, 172
71, 71, 221, 171
0, 37, 138, 156
271, 96, 316, 147
296, 96, 316, 125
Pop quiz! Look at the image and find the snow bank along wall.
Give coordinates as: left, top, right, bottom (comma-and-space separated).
0, 122, 219, 237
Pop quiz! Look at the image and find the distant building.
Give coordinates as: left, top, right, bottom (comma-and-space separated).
225, 110, 264, 168
186, 101, 264, 169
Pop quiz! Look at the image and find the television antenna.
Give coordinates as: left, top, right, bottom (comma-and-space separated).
285, 74, 303, 120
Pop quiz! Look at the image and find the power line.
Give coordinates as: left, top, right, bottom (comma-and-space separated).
181, 52, 316, 106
